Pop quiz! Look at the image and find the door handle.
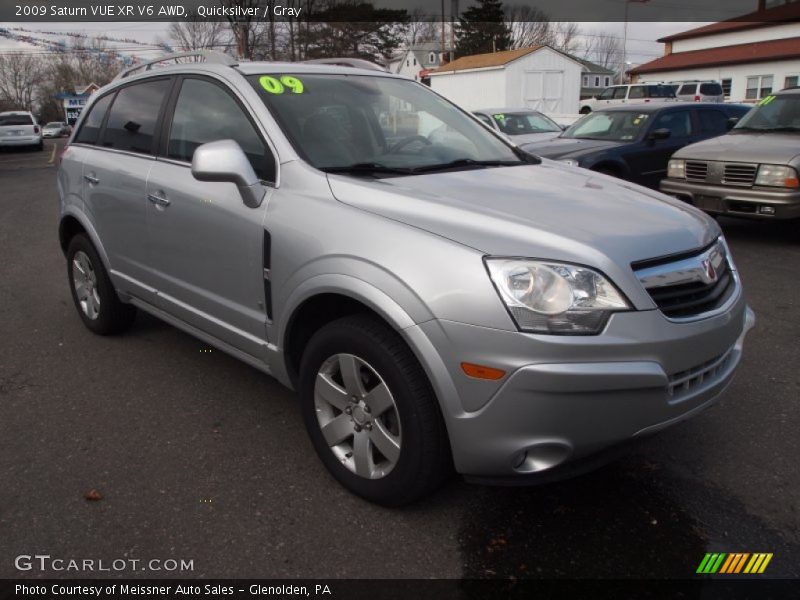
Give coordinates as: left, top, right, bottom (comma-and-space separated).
147, 193, 171, 207
83, 174, 99, 185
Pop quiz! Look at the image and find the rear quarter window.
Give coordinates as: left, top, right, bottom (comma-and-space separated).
75, 94, 114, 145
647, 85, 676, 98
678, 83, 697, 95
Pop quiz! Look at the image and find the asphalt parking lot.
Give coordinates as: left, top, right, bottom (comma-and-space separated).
1, 139, 798, 580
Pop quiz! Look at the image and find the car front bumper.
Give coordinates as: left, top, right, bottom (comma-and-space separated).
407, 292, 754, 479
660, 178, 800, 220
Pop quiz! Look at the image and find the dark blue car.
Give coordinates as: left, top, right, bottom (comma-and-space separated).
521, 103, 751, 189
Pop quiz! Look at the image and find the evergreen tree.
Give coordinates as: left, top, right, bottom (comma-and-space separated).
455, 0, 512, 57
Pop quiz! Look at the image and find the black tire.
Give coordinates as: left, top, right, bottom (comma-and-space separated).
299, 314, 451, 506
66, 234, 136, 335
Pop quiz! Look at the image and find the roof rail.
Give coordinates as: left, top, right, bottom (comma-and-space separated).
303, 57, 386, 72
114, 50, 238, 80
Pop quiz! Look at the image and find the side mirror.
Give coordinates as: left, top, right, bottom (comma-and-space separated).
191, 140, 266, 209
726, 117, 739, 130
649, 128, 672, 141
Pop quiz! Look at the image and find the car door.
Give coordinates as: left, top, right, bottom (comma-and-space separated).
145, 75, 277, 360
80, 78, 173, 303
694, 107, 730, 141
631, 108, 694, 188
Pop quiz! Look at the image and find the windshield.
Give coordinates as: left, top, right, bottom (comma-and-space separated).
562, 111, 650, 141
733, 94, 800, 132
489, 111, 561, 135
247, 73, 527, 174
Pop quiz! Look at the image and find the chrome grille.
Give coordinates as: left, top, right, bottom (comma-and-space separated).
722, 163, 757, 186
634, 239, 737, 320
685, 161, 708, 182
668, 348, 732, 398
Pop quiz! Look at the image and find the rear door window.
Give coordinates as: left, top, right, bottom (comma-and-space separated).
100, 79, 171, 155
679, 83, 697, 95
613, 87, 628, 100
75, 94, 114, 145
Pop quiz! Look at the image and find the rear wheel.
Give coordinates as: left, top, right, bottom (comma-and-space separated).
299, 315, 451, 505
67, 234, 136, 335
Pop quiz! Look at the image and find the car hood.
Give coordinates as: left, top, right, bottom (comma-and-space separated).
520, 137, 623, 160
327, 159, 718, 271
674, 132, 800, 164
507, 131, 562, 145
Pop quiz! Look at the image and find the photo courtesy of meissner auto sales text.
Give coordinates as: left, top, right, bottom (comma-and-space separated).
0, 0, 798, 597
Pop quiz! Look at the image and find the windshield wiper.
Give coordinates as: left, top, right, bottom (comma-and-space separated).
410, 158, 525, 174
759, 126, 800, 132
321, 162, 414, 176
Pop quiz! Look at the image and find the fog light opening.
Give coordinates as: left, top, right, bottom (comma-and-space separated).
511, 442, 572, 473
758, 205, 776, 215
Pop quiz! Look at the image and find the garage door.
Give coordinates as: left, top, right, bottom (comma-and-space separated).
524, 71, 564, 113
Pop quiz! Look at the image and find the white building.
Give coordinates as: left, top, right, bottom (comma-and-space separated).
388, 42, 449, 83
630, 1, 800, 102
428, 46, 584, 115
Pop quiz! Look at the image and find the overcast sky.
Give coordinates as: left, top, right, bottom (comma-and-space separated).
0, 21, 706, 68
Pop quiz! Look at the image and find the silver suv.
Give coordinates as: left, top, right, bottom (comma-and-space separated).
57, 52, 754, 505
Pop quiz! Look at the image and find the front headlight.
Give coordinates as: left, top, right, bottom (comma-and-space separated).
485, 259, 631, 335
755, 164, 799, 188
667, 159, 685, 179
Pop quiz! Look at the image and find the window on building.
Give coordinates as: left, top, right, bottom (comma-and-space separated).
429, 52, 435, 63
721, 78, 732, 97
604, 76, 610, 87
785, 75, 799, 89
583, 76, 588, 86
746, 75, 773, 100
594, 76, 600, 87
406, 59, 409, 67
413, 58, 417, 66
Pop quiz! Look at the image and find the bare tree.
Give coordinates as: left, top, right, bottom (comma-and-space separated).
0, 54, 46, 111
220, 0, 269, 59
586, 30, 621, 70
504, 5, 554, 49
552, 21, 581, 55
169, 17, 229, 51
404, 8, 439, 47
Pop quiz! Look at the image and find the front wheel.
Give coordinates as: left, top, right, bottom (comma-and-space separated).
579, 106, 591, 115
299, 315, 451, 505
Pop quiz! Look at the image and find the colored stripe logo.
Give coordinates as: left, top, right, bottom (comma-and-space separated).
697, 553, 773, 574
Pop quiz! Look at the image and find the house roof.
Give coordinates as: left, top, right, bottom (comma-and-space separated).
658, 2, 800, 42
571, 56, 615, 75
629, 36, 800, 75
428, 46, 541, 74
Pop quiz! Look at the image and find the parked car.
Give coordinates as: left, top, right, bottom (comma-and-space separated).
661, 86, 800, 219
674, 81, 725, 103
0, 111, 43, 150
579, 83, 677, 114
42, 121, 69, 138
521, 103, 750, 189
471, 108, 563, 145
58, 52, 754, 505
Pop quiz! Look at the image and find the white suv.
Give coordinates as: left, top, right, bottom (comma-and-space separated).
674, 81, 725, 103
580, 84, 677, 114
0, 111, 43, 150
